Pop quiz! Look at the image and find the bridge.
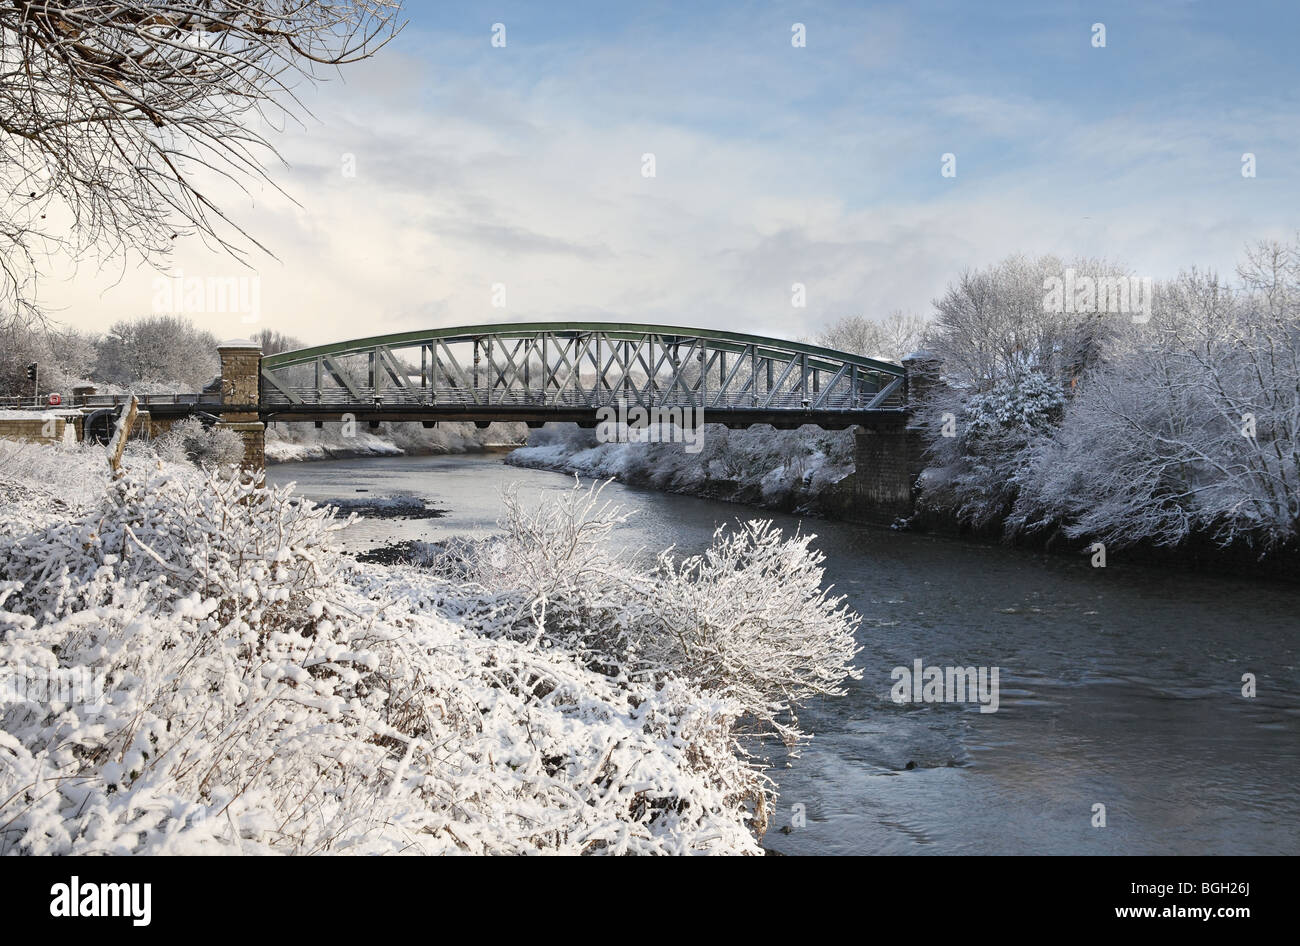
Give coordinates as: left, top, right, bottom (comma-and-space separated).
1, 322, 935, 520
255, 322, 908, 429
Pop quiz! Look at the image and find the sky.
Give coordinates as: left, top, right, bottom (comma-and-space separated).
40, 0, 1300, 348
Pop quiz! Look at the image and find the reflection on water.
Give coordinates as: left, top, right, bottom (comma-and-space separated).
267, 452, 1300, 855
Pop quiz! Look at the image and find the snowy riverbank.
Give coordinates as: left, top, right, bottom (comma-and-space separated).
265, 420, 527, 463
505, 423, 857, 514
0, 440, 858, 854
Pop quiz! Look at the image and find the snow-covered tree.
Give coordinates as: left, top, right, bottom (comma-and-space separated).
1013, 242, 1300, 552
914, 255, 1132, 528
94, 315, 219, 390
818, 311, 928, 361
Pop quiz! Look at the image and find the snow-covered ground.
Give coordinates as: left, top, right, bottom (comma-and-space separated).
506, 423, 857, 512
0, 410, 79, 420
265, 420, 527, 463
0, 439, 858, 854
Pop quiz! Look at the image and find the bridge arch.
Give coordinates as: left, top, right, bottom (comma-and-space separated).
258, 321, 905, 428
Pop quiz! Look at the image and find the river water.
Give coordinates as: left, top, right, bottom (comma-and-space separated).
266, 452, 1300, 855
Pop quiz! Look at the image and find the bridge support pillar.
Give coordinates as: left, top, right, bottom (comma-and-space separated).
839, 350, 939, 524
217, 339, 265, 470
847, 422, 921, 522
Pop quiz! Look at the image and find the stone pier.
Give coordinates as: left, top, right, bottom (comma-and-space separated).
834, 350, 940, 524
216, 339, 265, 469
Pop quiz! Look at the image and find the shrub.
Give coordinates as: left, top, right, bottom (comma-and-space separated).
152, 416, 244, 469
429, 480, 862, 751
0, 459, 798, 854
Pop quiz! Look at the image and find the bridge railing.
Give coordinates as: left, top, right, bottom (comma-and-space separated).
0, 393, 224, 411
80, 393, 224, 408
0, 397, 61, 410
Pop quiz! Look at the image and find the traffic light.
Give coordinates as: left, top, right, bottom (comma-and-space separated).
25, 363, 37, 382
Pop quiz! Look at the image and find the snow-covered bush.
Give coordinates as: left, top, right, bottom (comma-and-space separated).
960, 371, 1065, 436
640, 521, 862, 747
508, 423, 856, 509
0, 439, 108, 519
0, 450, 834, 854
919, 370, 1066, 529
427, 480, 862, 752
152, 416, 244, 469
914, 255, 1127, 529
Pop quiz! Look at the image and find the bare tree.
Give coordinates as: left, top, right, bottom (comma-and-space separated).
817, 311, 927, 362
0, 1, 403, 328
95, 314, 218, 388
0, 320, 97, 394
250, 327, 303, 356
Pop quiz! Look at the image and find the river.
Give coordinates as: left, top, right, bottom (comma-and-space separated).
266, 452, 1300, 855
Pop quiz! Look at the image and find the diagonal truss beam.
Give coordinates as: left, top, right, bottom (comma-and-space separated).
258, 323, 906, 418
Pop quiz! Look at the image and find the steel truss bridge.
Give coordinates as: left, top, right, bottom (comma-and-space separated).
258, 322, 906, 429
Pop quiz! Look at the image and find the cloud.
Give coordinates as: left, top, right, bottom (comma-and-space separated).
32, 2, 1300, 351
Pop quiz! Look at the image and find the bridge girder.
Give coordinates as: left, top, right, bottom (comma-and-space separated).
259, 322, 906, 425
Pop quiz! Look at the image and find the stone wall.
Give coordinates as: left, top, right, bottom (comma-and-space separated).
0, 415, 77, 446
217, 344, 262, 413
147, 414, 186, 439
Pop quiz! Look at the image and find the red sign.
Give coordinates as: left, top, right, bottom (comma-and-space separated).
47, 393, 62, 406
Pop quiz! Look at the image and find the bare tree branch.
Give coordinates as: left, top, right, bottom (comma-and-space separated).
0, 1, 404, 330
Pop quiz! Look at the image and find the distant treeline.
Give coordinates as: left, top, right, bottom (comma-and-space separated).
0, 320, 301, 396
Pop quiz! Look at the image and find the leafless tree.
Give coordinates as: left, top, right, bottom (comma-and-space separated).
1013, 238, 1300, 550
250, 326, 303, 355
0, 1, 403, 329
817, 310, 928, 362
0, 319, 96, 394
95, 314, 218, 388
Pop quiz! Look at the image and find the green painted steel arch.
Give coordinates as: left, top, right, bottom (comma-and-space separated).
261, 321, 904, 376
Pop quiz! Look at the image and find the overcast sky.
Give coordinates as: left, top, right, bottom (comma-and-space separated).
41, 0, 1300, 347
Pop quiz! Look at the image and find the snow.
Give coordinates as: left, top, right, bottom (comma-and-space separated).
265, 421, 526, 463
506, 423, 857, 511
0, 440, 860, 854
0, 410, 78, 420
266, 428, 404, 463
